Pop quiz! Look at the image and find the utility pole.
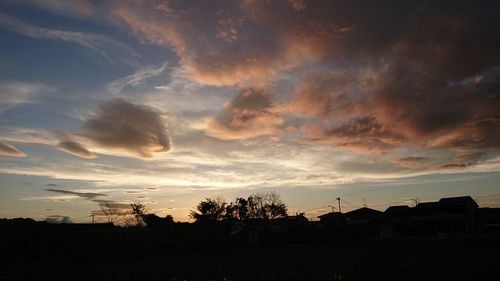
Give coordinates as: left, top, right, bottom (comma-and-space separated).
336, 197, 341, 213
328, 205, 335, 213
91, 213, 95, 224
363, 198, 367, 208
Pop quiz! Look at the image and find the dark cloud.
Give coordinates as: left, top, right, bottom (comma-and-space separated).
84, 99, 170, 158
46, 188, 107, 200
0, 141, 26, 157
393, 157, 430, 169
288, 4, 499, 153
437, 151, 489, 170
205, 88, 283, 140
57, 140, 96, 159
438, 163, 473, 170
454, 152, 487, 163
299, 116, 404, 153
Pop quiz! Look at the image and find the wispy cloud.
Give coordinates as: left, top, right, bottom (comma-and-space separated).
0, 81, 54, 112
106, 61, 169, 95
0, 12, 140, 65
46, 188, 107, 200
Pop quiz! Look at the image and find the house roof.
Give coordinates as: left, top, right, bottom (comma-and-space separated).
345, 207, 383, 217
415, 202, 440, 209
385, 205, 410, 217
439, 196, 478, 208
318, 212, 344, 219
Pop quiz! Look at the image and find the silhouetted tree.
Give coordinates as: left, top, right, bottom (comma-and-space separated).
229, 197, 249, 220
247, 192, 287, 220
142, 214, 175, 228
191, 192, 288, 222
190, 197, 227, 222
91, 200, 139, 226
130, 202, 147, 226
131, 203, 175, 228
96, 200, 135, 225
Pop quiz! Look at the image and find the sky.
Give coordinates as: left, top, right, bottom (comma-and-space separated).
0, 0, 499, 223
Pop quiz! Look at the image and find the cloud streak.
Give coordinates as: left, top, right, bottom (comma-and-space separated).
0, 142, 26, 157
0, 81, 54, 112
46, 188, 107, 200
0, 12, 139, 65
57, 141, 96, 159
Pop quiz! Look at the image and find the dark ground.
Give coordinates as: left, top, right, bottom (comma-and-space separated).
0, 223, 499, 281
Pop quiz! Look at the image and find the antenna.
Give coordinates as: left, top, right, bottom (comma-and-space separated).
337, 197, 341, 213
328, 205, 336, 212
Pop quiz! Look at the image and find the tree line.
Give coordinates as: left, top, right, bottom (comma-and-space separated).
97, 191, 288, 227
189, 191, 288, 222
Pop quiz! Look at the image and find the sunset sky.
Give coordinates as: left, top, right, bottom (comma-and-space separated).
0, 0, 499, 223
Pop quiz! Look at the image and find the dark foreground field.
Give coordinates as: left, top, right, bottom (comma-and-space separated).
1, 224, 499, 281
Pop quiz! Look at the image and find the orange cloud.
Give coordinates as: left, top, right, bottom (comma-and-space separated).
57, 140, 96, 159
110, 0, 350, 86
205, 88, 283, 140
0, 141, 26, 157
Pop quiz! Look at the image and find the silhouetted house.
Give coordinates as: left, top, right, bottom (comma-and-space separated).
476, 207, 500, 234
344, 207, 384, 224
385, 205, 410, 219
339, 208, 384, 237
408, 196, 479, 235
283, 213, 309, 224
439, 196, 478, 214
381, 205, 411, 237
318, 212, 345, 225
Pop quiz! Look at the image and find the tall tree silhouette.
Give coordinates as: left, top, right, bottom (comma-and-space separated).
190, 197, 227, 222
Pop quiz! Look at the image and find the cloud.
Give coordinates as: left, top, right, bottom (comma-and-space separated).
29, 0, 94, 17
57, 141, 96, 159
0, 81, 54, 112
110, 0, 353, 86
2, 0, 94, 18
282, 76, 347, 118
438, 163, 473, 170
109, 1, 499, 156
0, 127, 97, 159
393, 157, 430, 169
454, 152, 487, 163
83, 99, 171, 158
205, 88, 283, 140
46, 188, 107, 200
0, 142, 26, 157
0, 12, 139, 65
299, 116, 404, 153
106, 61, 169, 95
437, 151, 490, 170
